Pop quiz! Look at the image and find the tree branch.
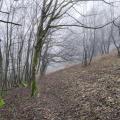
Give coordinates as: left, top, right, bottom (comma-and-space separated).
0, 19, 22, 26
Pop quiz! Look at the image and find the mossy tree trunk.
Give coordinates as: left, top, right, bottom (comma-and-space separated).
31, 36, 43, 96
30, 0, 73, 96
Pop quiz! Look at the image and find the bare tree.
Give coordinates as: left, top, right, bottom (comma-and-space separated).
30, 0, 76, 96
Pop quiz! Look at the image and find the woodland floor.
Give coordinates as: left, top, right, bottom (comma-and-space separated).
0, 53, 120, 120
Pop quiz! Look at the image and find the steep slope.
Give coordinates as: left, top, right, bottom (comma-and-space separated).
0, 54, 120, 120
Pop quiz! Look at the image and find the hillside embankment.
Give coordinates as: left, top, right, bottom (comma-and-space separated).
0, 53, 120, 120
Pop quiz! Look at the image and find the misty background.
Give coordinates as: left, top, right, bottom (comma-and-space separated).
0, 0, 120, 89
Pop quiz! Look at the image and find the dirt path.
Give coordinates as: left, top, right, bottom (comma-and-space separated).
0, 54, 120, 120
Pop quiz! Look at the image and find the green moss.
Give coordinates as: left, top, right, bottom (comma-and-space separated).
0, 97, 5, 108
